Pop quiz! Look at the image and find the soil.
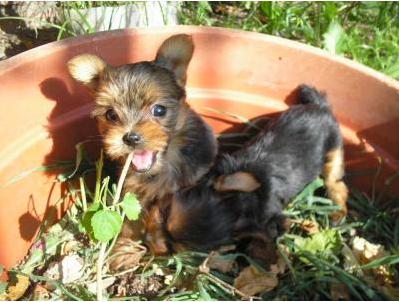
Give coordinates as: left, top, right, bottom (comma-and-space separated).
0, 2, 60, 60
109, 273, 165, 298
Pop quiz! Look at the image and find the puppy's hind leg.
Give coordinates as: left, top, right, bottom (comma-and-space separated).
322, 147, 349, 223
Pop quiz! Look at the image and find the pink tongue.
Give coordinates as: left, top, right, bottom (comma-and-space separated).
132, 150, 154, 171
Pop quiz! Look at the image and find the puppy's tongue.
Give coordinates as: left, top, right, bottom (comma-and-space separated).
131, 150, 155, 172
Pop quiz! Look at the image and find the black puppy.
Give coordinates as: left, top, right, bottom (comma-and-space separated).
146, 85, 348, 255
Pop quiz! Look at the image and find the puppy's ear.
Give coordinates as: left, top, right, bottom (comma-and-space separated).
67, 54, 107, 90
155, 34, 194, 87
214, 172, 261, 193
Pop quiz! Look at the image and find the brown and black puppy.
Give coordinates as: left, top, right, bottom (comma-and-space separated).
146, 85, 348, 257
68, 34, 217, 270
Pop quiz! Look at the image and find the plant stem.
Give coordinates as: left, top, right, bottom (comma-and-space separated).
96, 153, 133, 300
97, 243, 107, 301
113, 153, 134, 205
79, 177, 87, 212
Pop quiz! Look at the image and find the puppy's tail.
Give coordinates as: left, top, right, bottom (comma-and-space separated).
298, 84, 329, 109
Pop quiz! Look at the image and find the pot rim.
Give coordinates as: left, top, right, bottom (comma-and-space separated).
0, 25, 398, 89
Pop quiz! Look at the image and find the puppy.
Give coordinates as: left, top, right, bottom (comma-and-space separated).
68, 34, 217, 270
146, 85, 348, 256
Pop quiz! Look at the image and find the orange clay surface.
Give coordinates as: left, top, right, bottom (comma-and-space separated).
0, 26, 398, 273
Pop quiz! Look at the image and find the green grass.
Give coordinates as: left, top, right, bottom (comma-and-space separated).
2, 141, 398, 301
179, 1, 399, 79
3, 2, 398, 80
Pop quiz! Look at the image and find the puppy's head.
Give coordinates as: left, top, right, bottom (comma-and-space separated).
68, 34, 194, 174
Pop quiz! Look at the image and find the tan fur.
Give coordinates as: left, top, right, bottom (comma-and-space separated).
69, 35, 217, 271
67, 54, 107, 90
135, 121, 168, 151
214, 172, 261, 193
323, 148, 348, 222
144, 205, 169, 255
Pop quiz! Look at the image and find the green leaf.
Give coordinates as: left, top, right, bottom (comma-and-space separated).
91, 210, 123, 242
121, 193, 141, 221
0, 281, 7, 294
0, 264, 3, 276
323, 20, 346, 55
80, 203, 101, 235
294, 229, 342, 262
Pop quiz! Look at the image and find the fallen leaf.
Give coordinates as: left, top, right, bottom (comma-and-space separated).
109, 238, 147, 272
270, 254, 286, 275
234, 265, 278, 296
351, 237, 395, 286
352, 236, 386, 264
208, 252, 237, 274
60, 254, 84, 283
0, 274, 30, 301
44, 261, 61, 283
32, 284, 50, 300
299, 219, 320, 234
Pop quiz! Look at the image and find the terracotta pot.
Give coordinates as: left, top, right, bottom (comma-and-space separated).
0, 26, 398, 273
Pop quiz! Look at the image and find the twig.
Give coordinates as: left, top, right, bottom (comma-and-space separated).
204, 272, 260, 300
198, 254, 259, 300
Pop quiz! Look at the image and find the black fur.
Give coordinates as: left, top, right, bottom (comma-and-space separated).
151, 85, 344, 253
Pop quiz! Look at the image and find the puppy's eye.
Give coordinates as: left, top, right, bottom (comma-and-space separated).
105, 109, 119, 123
151, 105, 167, 117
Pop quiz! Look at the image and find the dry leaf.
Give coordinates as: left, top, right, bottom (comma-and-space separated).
60, 254, 84, 283
351, 237, 394, 286
0, 274, 30, 301
299, 220, 320, 234
208, 252, 237, 274
109, 238, 147, 272
330, 282, 350, 300
352, 236, 387, 264
270, 254, 286, 275
44, 254, 84, 284
44, 261, 61, 280
234, 265, 278, 296
32, 284, 50, 300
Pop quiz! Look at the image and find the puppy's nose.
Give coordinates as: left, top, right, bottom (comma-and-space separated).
123, 132, 141, 146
